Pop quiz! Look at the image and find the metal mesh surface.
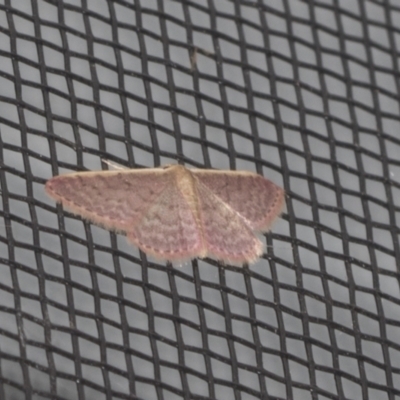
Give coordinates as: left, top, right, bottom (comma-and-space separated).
0, 0, 400, 399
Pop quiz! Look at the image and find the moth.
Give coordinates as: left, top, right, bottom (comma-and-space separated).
45, 165, 284, 265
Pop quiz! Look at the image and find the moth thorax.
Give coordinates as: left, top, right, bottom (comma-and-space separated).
175, 169, 195, 198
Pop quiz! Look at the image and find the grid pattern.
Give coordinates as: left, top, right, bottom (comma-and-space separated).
0, 0, 400, 399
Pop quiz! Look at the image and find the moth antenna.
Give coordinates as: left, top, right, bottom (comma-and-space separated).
101, 159, 128, 170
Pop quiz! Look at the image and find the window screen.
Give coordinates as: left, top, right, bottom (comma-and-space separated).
0, 1, 399, 399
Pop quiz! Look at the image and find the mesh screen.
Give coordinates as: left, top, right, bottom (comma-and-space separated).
1, 0, 400, 399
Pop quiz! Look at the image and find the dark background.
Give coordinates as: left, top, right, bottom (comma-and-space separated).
0, 1, 399, 399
